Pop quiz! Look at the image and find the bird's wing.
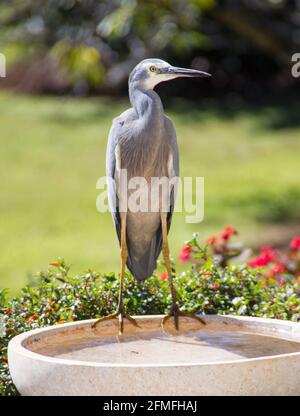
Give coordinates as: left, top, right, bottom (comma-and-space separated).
165, 115, 179, 232
106, 119, 121, 243
152, 116, 179, 263
106, 109, 136, 244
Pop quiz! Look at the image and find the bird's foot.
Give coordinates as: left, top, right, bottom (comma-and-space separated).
91, 308, 139, 336
161, 303, 206, 332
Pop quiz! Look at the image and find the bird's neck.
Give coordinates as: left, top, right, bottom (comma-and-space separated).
129, 85, 164, 127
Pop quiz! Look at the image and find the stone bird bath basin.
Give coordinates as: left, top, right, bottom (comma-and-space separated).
8, 315, 300, 396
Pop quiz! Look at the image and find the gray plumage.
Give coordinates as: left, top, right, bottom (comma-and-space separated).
106, 58, 210, 281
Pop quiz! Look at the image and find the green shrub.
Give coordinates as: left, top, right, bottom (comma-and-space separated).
1, 258, 299, 396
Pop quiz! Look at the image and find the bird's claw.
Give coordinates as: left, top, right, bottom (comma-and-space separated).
161, 304, 206, 332
91, 310, 140, 335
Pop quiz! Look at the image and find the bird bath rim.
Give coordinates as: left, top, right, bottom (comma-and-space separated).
8, 314, 300, 368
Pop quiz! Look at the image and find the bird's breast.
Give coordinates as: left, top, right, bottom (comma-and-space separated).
119, 130, 171, 180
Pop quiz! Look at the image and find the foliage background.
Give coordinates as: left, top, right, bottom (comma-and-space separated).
1, 252, 299, 396
1, 0, 299, 97
0, 0, 299, 292
0, 1, 300, 395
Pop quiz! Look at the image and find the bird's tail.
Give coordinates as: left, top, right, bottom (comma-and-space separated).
126, 231, 162, 281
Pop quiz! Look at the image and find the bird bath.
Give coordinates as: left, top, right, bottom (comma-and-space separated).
8, 315, 300, 396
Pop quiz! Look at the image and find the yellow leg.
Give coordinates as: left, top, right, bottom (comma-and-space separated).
160, 212, 179, 330
160, 212, 206, 331
92, 213, 139, 335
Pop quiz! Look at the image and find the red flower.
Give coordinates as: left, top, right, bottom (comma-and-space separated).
205, 226, 238, 246
290, 236, 300, 251
5, 309, 11, 315
247, 246, 277, 269
247, 256, 270, 268
260, 246, 277, 261
220, 225, 238, 241
205, 235, 218, 246
179, 245, 192, 262
27, 314, 38, 322
268, 262, 286, 278
158, 272, 168, 281
272, 262, 285, 274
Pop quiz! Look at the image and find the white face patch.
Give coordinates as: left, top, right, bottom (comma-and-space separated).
141, 61, 177, 90
143, 72, 177, 90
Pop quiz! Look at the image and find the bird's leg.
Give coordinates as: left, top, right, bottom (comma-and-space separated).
160, 213, 206, 331
160, 212, 180, 330
92, 213, 139, 335
116, 214, 139, 333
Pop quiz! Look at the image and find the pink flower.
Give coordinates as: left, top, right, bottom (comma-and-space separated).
277, 276, 286, 286
290, 236, 300, 251
208, 282, 220, 290
293, 275, 300, 284
179, 245, 192, 262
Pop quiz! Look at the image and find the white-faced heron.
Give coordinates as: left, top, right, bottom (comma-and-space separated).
92, 59, 211, 334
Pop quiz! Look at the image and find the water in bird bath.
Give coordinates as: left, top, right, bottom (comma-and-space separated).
10, 317, 300, 395
29, 328, 300, 365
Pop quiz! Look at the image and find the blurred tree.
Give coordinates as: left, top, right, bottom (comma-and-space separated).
0, 0, 299, 97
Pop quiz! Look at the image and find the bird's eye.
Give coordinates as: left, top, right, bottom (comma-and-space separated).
149, 66, 156, 73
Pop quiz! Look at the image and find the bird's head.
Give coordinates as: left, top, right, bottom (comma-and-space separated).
129, 58, 211, 91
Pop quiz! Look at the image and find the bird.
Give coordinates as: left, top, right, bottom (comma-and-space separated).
92, 58, 211, 335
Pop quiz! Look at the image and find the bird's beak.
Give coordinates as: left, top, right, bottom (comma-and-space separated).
160, 66, 211, 78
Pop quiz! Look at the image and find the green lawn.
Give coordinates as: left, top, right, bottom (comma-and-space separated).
0, 92, 299, 294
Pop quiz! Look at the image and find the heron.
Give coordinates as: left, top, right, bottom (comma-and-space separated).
92, 58, 211, 335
